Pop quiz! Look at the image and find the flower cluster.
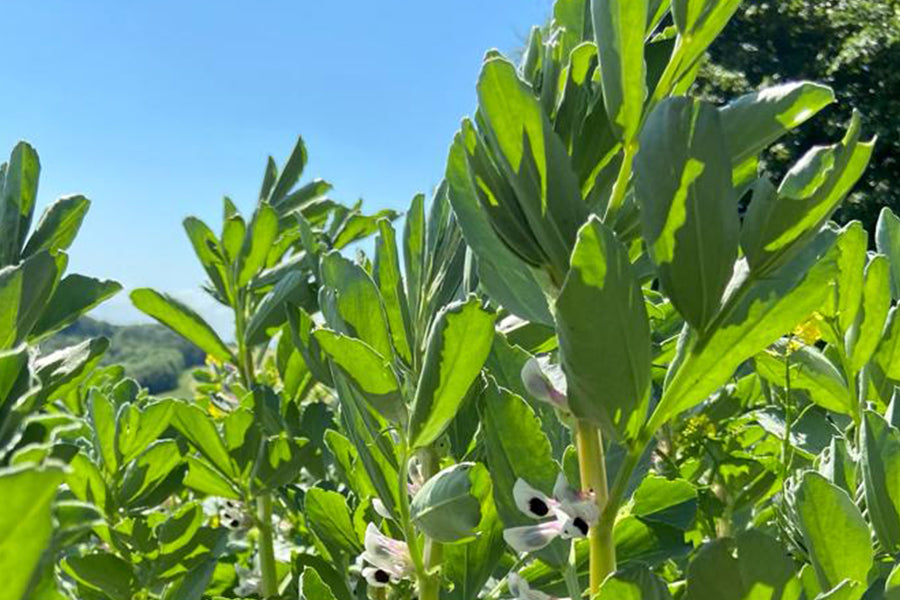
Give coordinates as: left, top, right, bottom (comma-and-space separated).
359, 523, 414, 588
503, 474, 599, 553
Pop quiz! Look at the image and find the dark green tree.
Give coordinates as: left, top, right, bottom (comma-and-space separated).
699, 0, 900, 232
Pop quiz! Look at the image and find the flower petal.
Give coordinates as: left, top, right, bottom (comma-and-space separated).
363, 523, 413, 574
503, 520, 564, 553
553, 473, 599, 526
559, 515, 590, 540
362, 566, 397, 588
521, 357, 568, 409
513, 478, 559, 519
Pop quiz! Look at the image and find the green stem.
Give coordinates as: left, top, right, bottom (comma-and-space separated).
604, 142, 637, 221
396, 444, 428, 589
575, 420, 612, 595
256, 494, 278, 597
234, 292, 276, 597
418, 447, 443, 600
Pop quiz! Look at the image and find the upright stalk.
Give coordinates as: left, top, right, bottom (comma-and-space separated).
256, 494, 278, 597
417, 447, 443, 600
235, 296, 278, 598
575, 421, 613, 594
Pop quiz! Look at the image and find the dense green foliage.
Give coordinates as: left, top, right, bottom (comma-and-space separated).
44, 317, 205, 394
3, 1, 900, 600
701, 0, 900, 231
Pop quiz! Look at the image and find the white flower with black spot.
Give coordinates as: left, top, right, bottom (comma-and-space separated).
502, 474, 599, 553
360, 523, 415, 588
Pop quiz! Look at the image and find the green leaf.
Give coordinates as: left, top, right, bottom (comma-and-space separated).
794, 471, 873, 591
374, 218, 413, 364
408, 296, 496, 449
0, 142, 40, 265
119, 439, 183, 504
319, 252, 393, 359
171, 403, 233, 479
0, 251, 60, 350
861, 411, 900, 554
130, 288, 233, 363
556, 217, 651, 439
182, 217, 230, 302
648, 225, 840, 433
305, 487, 362, 559
830, 221, 867, 335
741, 112, 875, 274
683, 531, 799, 600
664, 0, 742, 96
116, 399, 175, 464
237, 203, 279, 286
876, 208, 900, 300
32, 337, 108, 412
755, 343, 853, 416
22, 194, 90, 258
183, 455, 240, 499
846, 255, 891, 372
62, 553, 135, 600
287, 305, 334, 388
874, 307, 900, 391
0, 464, 64, 600
269, 136, 307, 203
403, 193, 426, 326
411, 462, 490, 543
720, 82, 835, 183
331, 372, 402, 518
29, 274, 121, 341
596, 564, 673, 600
445, 127, 552, 325
90, 391, 118, 474
245, 270, 312, 346
476, 56, 588, 279
443, 491, 506, 600
635, 97, 739, 330
479, 379, 567, 567
885, 563, 900, 600
300, 566, 338, 600
313, 329, 403, 422
632, 476, 697, 531
592, 0, 648, 142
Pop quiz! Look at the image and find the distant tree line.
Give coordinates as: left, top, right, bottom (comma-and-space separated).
44, 317, 206, 393
699, 0, 900, 234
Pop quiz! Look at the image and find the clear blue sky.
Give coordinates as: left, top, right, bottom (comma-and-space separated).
1, 0, 551, 326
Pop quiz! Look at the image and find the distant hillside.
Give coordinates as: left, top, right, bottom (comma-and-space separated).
43, 317, 207, 394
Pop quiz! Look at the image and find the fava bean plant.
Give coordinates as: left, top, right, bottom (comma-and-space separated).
3, 0, 899, 599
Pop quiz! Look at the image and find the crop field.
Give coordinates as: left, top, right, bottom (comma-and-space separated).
2, 0, 898, 599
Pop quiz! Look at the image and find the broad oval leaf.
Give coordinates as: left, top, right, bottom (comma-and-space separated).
408, 296, 496, 449
556, 217, 651, 440
793, 471, 873, 592
410, 462, 491, 544
635, 97, 739, 330
313, 328, 404, 422
592, 0, 648, 143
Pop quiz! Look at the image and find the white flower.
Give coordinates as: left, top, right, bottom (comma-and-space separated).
503, 474, 598, 553
360, 523, 414, 587
234, 563, 261, 597
508, 573, 569, 600
521, 357, 568, 411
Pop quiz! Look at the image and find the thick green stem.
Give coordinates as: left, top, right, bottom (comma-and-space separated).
418, 447, 443, 600
575, 421, 613, 595
256, 494, 278, 597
